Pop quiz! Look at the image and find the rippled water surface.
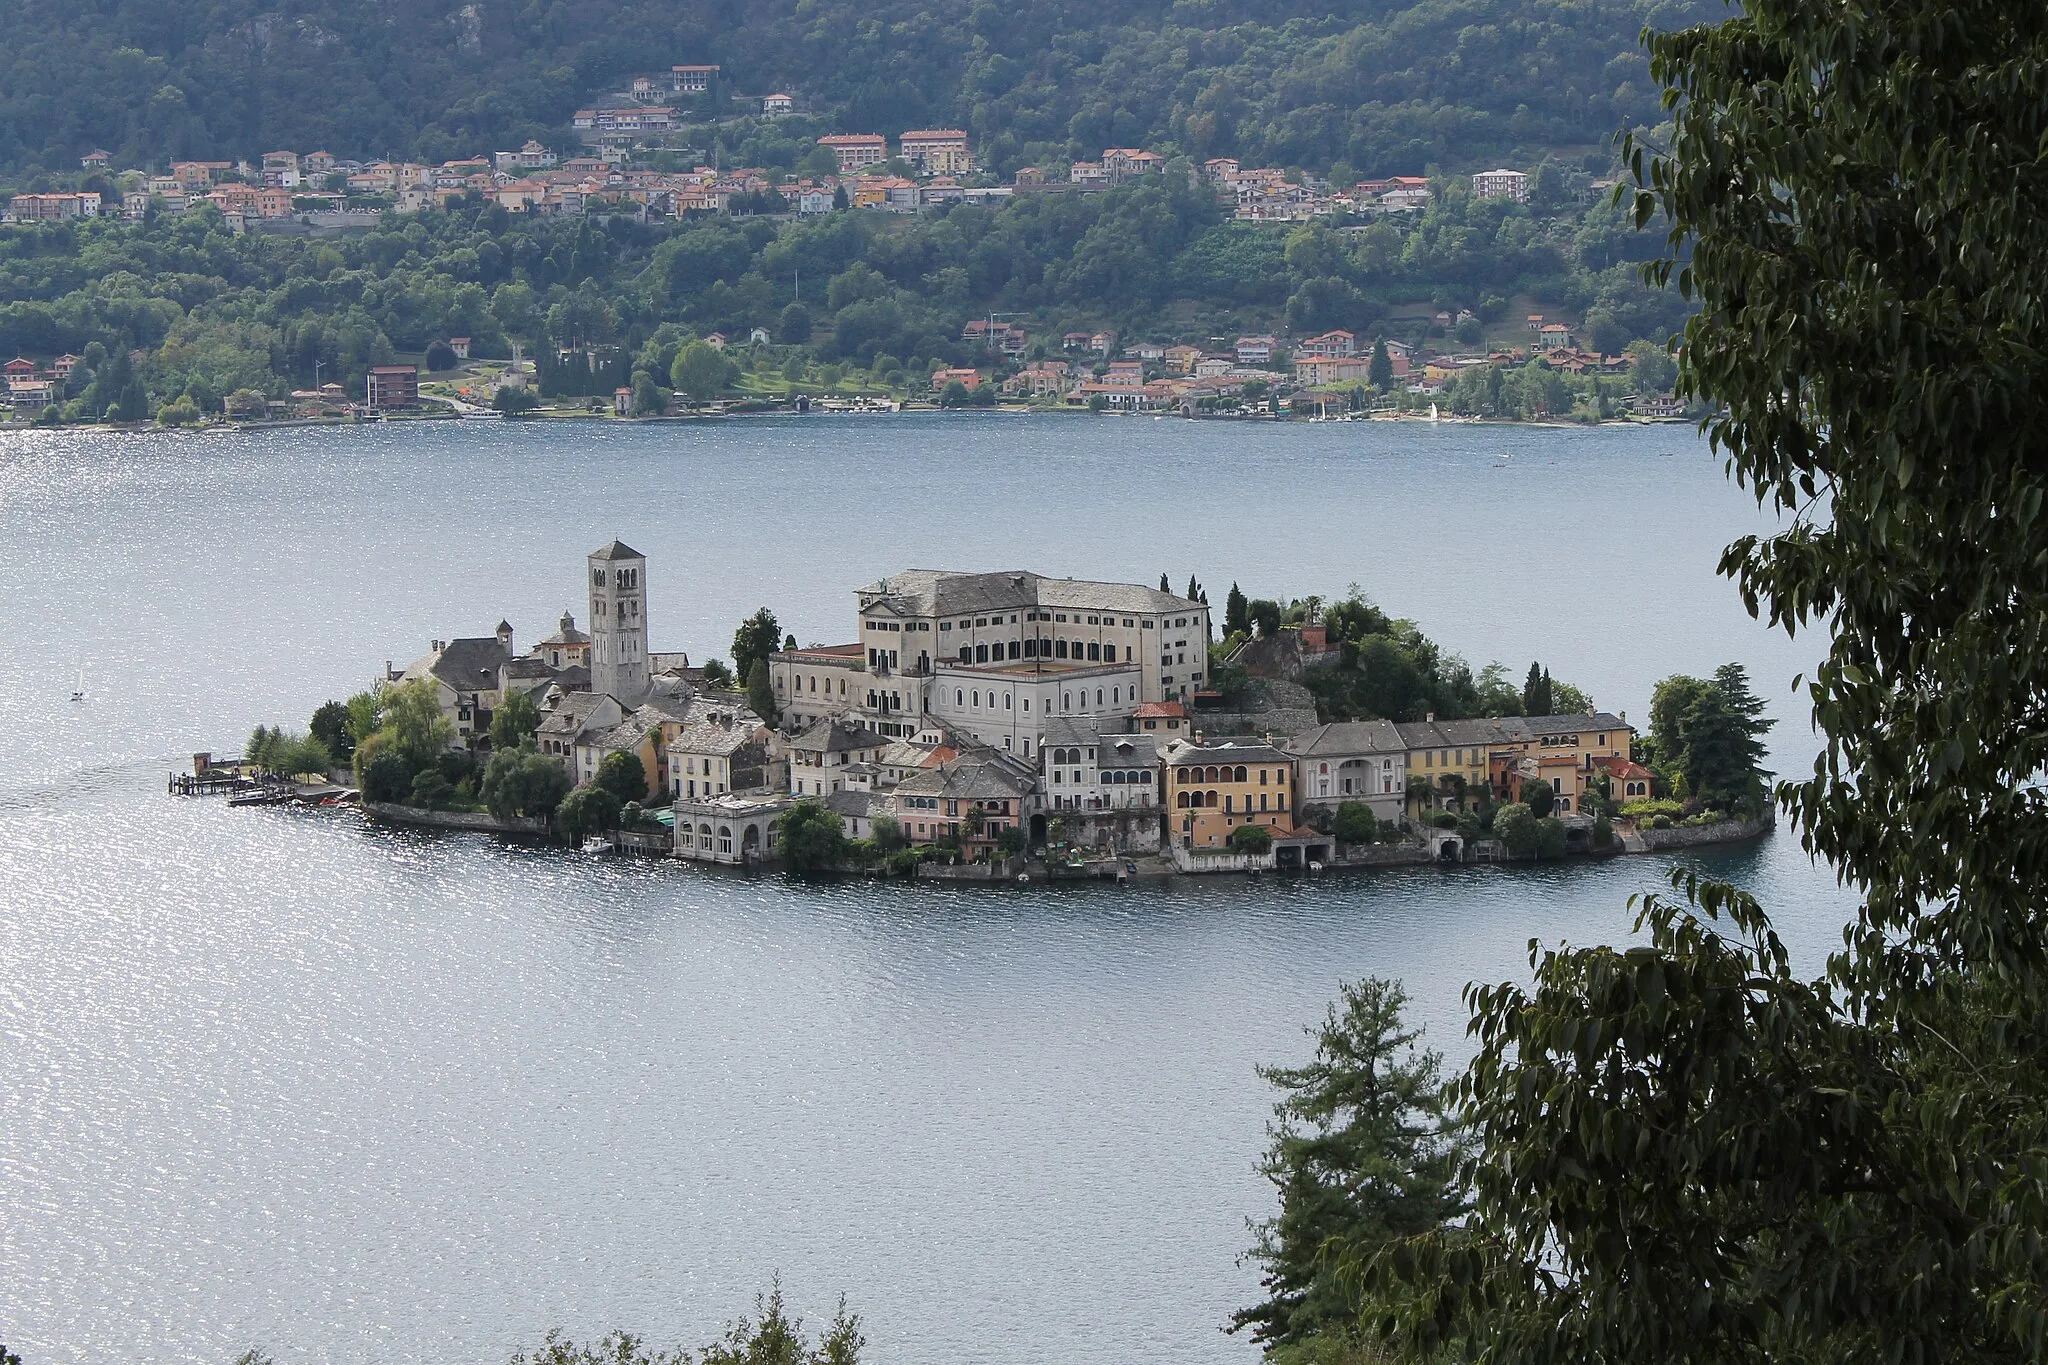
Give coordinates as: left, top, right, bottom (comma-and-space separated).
1, 416, 1855, 1365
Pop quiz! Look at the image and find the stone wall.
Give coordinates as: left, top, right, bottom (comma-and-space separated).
1636, 813, 1776, 850
362, 802, 549, 836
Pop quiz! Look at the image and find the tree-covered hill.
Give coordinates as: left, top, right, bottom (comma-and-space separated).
0, 0, 1716, 175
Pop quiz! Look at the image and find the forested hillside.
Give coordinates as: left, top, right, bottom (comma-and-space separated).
0, 0, 1715, 176
0, 166, 1685, 417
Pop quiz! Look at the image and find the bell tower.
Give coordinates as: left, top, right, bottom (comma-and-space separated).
587, 539, 649, 703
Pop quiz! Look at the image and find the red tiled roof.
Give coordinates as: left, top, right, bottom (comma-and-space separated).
1134, 701, 1188, 718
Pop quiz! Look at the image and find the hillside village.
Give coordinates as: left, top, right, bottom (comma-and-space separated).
310, 539, 1689, 876
0, 67, 1687, 424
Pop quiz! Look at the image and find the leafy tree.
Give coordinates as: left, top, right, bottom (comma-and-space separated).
1230, 823, 1274, 854
492, 385, 538, 415
1369, 5, 2048, 1362
408, 767, 455, 809
995, 826, 1027, 859
482, 748, 572, 819
779, 302, 812, 344
555, 785, 621, 845
731, 608, 782, 684
1680, 663, 1774, 812
357, 747, 413, 803
490, 690, 541, 751
778, 799, 847, 874
423, 340, 458, 372
670, 341, 728, 402
593, 749, 648, 805
1331, 801, 1377, 845
309, 699, 354, 762
700, 658, 734, 689
1521, 777, 1555, 819
1550, 680, 1591, 715
1474, 662, 1523, 716
1490, 801, 1536, 856
746, 659, 778, 727
1248, 598, 1283, 638
1647, 673, 1712, 780
1233, 978, 1459, 1349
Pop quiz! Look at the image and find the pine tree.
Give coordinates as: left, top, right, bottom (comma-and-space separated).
1226, 582, 1250, 638
1522, 661, 1553, 716
1159, 573, 1171, 593
1232, 978, 1461, 1348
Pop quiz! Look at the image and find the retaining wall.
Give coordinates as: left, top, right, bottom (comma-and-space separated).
362, 802, 549, 836
1636, 814, 1776, 850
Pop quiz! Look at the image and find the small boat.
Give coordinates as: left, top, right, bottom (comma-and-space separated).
229, 790, 291, 808
70, 667, 85, 702
580, 835, 613, 854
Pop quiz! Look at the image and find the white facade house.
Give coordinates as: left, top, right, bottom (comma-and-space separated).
1472, 168, 1529, 202
927, 659, 1144, 758
1041, 718, 1161, 811
1285, 720, 1409, 823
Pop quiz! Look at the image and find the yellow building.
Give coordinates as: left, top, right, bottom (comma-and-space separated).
1399, 711, 1634, 815
1163, 737, 1295, 849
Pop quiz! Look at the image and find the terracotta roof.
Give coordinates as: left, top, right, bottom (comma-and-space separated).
1133, 701, 1189, 718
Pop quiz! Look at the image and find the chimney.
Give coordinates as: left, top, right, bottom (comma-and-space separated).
1425, 711, 1435, 723
1620, 710, 1627, 723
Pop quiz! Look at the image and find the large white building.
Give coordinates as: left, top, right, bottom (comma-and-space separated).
768, 569, 1212, 760
587, 539, 650, 703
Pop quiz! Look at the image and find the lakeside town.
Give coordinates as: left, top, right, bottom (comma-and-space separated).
1, 76, 1690, 426
204, 541, 1773, 879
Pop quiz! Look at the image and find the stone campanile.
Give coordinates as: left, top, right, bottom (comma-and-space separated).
587, 539, 649, 703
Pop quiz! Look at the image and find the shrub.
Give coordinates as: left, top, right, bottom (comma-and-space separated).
1652, 813, 1673, 829
1230, 823, 1275, 854
1593, 816, 1614, 849
1619, 797, 1685, 821
1535, 816, 1568, 858
557, 785, 622, 845
1331, 801, 1377, 845
1493, 803, 1538, 856
409, 768, 455, 809
1430, 811, 1459, 829
357, 746, 414, 803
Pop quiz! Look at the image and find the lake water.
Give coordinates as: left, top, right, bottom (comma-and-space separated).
0, 415, 1855, 1365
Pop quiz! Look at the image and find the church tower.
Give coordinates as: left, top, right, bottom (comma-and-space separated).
587, 539, 649, 703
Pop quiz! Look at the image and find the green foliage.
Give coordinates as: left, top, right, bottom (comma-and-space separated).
731, 608, 781, 686
1490, 801, 1536, 856
1522, 777, 1555, 819
746, 658, 778, 727
700, 658, 734, 689
777, 799, 847, 874
482, 749, 572, 820
1230, 823, 1275, 854
995, 826, 1027, 858
1331, 801, 1378, 846
356, 747, 413, 804
1367, 6, 2048, 1362
489, 690, 541, 752
408, 767, 456, 809
1521, 662, 1551, 717
593, 749, 648, 805
1233, 978, 1459, 1349
308, 699, 353, 763
513, 1284, 861, 1365
1648, 665, 1774, 813
670, 341, 729, 402
555, 785, 621, 845
246, 724, 331, 778
423, 339, 458, 372
869, 815, 906, 853
1617, 797, 1682, 820
493, 385, 539, 415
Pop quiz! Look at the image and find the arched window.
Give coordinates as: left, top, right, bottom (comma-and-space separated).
1087, 642, 1100, 660
956, 689, 964, 705
1104, 644, 1117, 662
1235, 766, 1248, 783
1206, 790, 1219, 807
1008, 640, 1021, 659
976, 644, 988, 663
1055, 640, 1068, 658
958, 646, 971, 664
1176, 791, 1189, 808
1096, 689, 1104, 706
1205, 765, 1218, 783
719, 826, 733, 854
